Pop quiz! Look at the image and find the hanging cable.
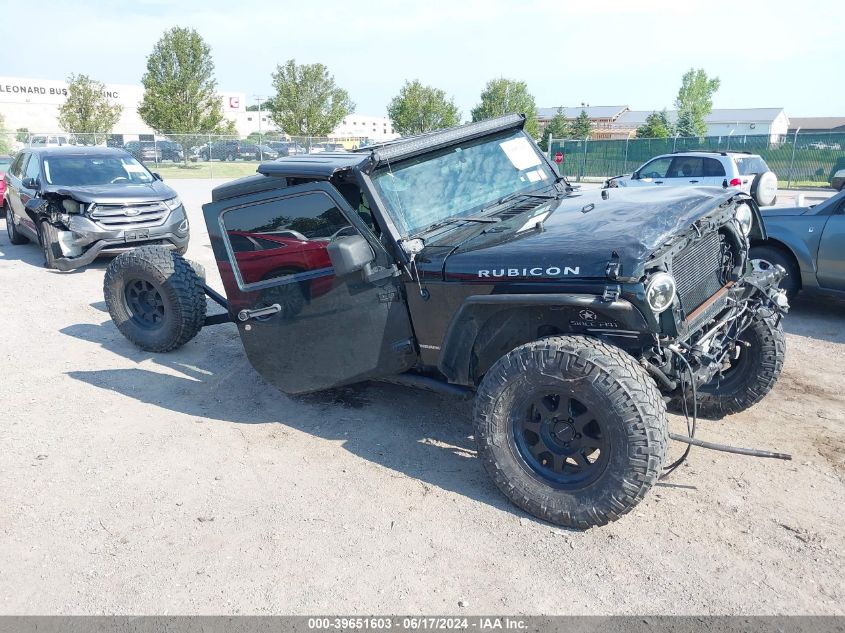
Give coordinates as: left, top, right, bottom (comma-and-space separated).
661, 347, 697, 479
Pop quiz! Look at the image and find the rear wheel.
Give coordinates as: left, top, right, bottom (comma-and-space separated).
5, 206, 29, 245
474, 335, 668, 529
103, 246, 206, 352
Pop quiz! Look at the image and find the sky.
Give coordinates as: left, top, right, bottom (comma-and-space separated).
3, 0, 842, 119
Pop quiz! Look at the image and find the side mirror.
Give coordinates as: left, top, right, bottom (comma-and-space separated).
22, 177, 39, 190
151, 172, 163, 181
631, 171, 639, 180
327, 234, 375, 277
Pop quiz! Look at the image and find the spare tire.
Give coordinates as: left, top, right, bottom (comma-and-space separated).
751, 171, 778, 206
104, 246, 206, 352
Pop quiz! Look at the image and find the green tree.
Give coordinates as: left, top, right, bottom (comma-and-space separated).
570, 109, 593, 139
538, 107, 571, 151
246, 100, 271, 112
268, 59, 355, 137
387, 80, 460, 136
674, 68, 720, 137
15, 127, 30, 143
471, 78, 538, 138
636, 110, 673, 138
56, 73, 123, 144
138, 27, 229, 158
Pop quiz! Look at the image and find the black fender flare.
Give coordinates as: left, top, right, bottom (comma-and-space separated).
437, 293, 650, 386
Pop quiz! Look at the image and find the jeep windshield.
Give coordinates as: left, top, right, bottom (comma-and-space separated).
371, 129, 556, 237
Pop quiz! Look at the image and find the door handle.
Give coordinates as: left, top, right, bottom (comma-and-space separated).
689, 180, 699, 183
654, 180, 663, 184
237, 303, 281, 322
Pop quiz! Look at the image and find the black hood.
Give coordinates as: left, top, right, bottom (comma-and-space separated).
417, 186, 743, 282
42, 180, 177, 204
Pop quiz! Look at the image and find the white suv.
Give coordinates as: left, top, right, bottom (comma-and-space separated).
606, 150, 779, 206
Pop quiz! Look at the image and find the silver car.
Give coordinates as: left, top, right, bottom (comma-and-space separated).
4, 147, 189, 270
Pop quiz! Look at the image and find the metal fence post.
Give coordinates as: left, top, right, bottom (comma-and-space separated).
581, 138, 588, 182
208, 133, 213, 180
786, 127, 800, 190
624, 135, 630, 173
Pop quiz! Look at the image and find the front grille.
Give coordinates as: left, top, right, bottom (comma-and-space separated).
89, 201, 169, 229
672, 231, 725, 315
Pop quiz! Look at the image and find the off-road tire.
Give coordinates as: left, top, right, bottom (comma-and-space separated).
474, 335, 668, 529
103, 246, 206, 352
749, 244, 800, 300
39, 220, 62, 270
681, 310, 785, 420
5, 206, 29, 245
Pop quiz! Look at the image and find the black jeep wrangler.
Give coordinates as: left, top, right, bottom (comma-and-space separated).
103, 114, 789, 529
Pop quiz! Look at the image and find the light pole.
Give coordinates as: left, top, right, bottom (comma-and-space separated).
252, 94, 266, 158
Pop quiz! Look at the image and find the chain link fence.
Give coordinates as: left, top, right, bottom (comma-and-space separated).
548, 132, 845, 189
0, 130, 372, 179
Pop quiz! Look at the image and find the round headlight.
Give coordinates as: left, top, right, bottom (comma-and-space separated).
645, 272, 676, 313
735, 203, 753, 236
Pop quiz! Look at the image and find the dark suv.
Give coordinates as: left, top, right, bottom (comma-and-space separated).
101, 115, 789, 528
200, 140, 260, 161
4, 146, 190, 270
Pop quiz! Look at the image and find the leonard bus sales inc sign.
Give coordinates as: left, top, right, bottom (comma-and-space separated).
0, 76, 139, 106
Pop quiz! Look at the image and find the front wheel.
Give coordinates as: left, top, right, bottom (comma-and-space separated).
39, 220, 62, 269
103, 246, 206, 352
688, 310, 785, 419
474, 336, 668, 529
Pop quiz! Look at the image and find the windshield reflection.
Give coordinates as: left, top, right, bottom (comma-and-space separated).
371, 129, 554, 236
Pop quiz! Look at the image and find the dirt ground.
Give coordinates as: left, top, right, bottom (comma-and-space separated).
1, 179, 843, 615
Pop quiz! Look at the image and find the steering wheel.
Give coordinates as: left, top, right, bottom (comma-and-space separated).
110, 176, 129, 184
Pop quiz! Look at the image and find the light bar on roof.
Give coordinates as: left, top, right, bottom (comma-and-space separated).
371, 113, 526, 166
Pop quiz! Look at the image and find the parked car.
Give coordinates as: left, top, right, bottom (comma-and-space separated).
200, 140, 260, 161
606, 150, 779, 206
4, 146, 189, 270
750, 188, 845, 299
256, 145, 279, 160
156, 140, 184, 162
100, 114, 789, 529
29, 134, 69, 147
124, 140, 162, 164
0, 154, 12, 216
266, 141, 304, 156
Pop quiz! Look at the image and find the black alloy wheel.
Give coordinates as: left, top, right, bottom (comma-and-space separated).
512, 391, 609, 490
124, 278, 166, 329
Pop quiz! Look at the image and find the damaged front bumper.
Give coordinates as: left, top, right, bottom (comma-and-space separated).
49, 208, 189, 271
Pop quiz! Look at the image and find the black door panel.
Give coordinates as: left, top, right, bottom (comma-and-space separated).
203, 181, 416, 394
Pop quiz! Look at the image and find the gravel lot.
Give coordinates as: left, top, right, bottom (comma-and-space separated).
1, 179, 843, 615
